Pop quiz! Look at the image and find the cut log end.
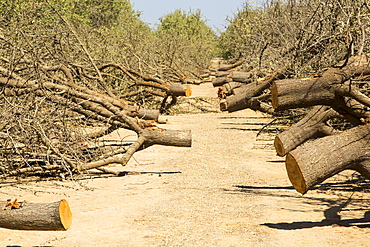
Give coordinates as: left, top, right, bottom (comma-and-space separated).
274, 136, 285, 157
286, 153, 307, 194
219, 100, 228, 111
185, 86, 192, 97
59, 199, 72, 230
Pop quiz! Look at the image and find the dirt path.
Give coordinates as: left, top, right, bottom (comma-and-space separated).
1, 83, 370, 246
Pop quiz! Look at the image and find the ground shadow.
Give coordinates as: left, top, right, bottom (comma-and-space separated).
228, 177, 370, 230
263, 208, 370, 230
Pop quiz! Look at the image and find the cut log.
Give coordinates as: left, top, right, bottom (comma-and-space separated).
168, 83, 192, 97
217, 60, 245, 71
212, 71, 254, 87
285, 124, 370, 194
142, 129, 192, 148
271, 54, 370, 114
229, 71, 254, 83
274, 106, 339, 156
77, 129, 192, 171
220, 95, 274, 114
0, 199, 72, 231
212, 76, 233, 87
271, 78, 338, 111
220, 72, 283, 113
222, 81, 245, 95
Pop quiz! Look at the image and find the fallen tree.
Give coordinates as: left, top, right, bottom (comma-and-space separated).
0, 27, 193, 180
286, 124, 370, 194
0, 72, 192, 178
271, 55, 370, 123
219, 71, 285, 113
270, 54, 370, 193
213, 53, 370, 194
274, 106, 339, 157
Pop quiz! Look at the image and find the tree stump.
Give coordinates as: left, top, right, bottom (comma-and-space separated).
0, 199, 72, 230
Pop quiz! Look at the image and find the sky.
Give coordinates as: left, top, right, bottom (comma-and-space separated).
130, 0, 262, 33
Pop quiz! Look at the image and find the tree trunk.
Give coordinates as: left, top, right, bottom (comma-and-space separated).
77, 129, 192, 171
142, 129, 192, 148
285, 124, 370, 194
274, 106, 339, 156
212, 71, 253, 86
212, 76, 233, 87
217, 60, 245, 71
271, 55, 370, 113
0, 199, 72, 231
222, 81, 245, 95
220, 72, 282, 113
229, 71, 253, 83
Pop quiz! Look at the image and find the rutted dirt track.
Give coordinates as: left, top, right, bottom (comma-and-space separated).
1, 83, 370, 246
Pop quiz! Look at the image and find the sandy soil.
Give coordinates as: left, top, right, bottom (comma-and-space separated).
1, 83, 370, 247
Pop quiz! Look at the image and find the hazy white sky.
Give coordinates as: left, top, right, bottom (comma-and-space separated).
130, 0, 262, 32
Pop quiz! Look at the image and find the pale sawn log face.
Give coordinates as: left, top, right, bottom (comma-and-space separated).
285, 153, 306, 194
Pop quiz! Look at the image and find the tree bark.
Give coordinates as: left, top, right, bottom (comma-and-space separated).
212, 71, 253, 86
220, 72, 283, 113
274, 106, 339, 156
78, 129, 192, 171
217, 60, 245, 71
212, 76, 233, 87
285, 124, 370, 194
142, 129, 192, 148
0, 199, 72, 231
271, 54, 370, 113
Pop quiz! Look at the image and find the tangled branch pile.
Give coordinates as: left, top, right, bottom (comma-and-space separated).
0, 1, 201, 179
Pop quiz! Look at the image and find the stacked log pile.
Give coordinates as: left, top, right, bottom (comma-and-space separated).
214, 55, 370, 194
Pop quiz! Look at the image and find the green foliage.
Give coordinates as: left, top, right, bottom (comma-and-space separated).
157, 9, 214, 42
219, 0, 370, 77
3, 0, 368, 83
155, 9, 220, 77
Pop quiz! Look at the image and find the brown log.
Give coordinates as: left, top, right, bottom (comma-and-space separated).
78, 129, 192, 171
168, 83, 192, 97
229, 71, 253, 83
212, 71, 253, 87
271, 78, 368, 125
0, 199, 72, 231
142, 129, 192, 148
285, 124, 370, 194
212, 76, 233, 87
220, 72, 283, 112
222, 81, 245, 95
271, 54, 370, 112
217, 60, 245, 71
220, 95, 274, 114
271, 78, 336, 110
274, 106, 339, 156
